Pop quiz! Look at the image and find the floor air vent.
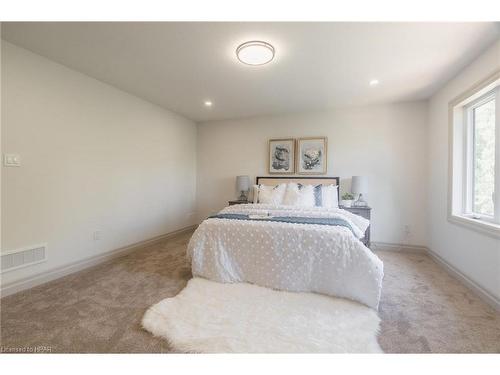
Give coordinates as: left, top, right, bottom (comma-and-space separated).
1, 244, 47, 273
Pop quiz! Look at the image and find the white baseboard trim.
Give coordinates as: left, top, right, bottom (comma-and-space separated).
425, 248, 500, 312
371, 241, 427, 253
0, 225, 197, 298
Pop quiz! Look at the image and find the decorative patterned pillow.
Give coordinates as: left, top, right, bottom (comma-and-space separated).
258, 184, 287, 205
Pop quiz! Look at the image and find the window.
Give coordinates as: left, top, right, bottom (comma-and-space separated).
449, 72, 500, 237
467, 93, 496, 218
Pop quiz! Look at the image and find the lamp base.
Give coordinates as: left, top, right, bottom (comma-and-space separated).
238, 192, 248, 201
353, 193, 368, 207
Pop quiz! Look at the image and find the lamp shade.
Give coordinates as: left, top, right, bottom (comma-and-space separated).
236, 175, 250, 192
351, 176, 367, 195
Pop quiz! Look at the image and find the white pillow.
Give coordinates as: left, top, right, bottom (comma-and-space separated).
252, 184, 259, 203
321, 184, 339, 208
258, 184, 286, 205
283, 183, 315, 207
296, 184, 315, 207
282, 183, 300, 205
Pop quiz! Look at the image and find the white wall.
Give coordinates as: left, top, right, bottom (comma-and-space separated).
427, 40, 500, 301
1, 42, 197, 286
197, 102, 428, 246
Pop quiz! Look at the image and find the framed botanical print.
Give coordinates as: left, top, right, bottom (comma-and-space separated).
296, 137, 327, 174
268, 138, 295, 174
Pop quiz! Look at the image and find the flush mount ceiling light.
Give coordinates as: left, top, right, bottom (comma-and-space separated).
369, 79, 380, 86
204, 100, 213, 107
236, 41, 275, 66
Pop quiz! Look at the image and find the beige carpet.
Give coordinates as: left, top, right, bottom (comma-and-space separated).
1, 230, 499, 353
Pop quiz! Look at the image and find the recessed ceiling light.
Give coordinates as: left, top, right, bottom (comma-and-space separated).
204, 100, 213, 107
369, 79, 379, 86
236, 41, 275, 66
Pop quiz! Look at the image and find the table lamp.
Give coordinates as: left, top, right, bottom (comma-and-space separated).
351, 176, 368, 207
236, 175, 250, 201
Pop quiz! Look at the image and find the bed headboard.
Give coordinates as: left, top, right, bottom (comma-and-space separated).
255, 176, 340, 201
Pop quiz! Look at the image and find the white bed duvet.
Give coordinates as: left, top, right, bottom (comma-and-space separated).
187, 204, 384, 309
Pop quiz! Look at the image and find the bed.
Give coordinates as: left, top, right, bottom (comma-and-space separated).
187, 176, 384, 309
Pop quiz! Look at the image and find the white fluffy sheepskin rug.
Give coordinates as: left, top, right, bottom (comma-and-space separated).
142, 278, 382, 353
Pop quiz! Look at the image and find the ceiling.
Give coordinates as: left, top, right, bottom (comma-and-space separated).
2, 22, 499, 122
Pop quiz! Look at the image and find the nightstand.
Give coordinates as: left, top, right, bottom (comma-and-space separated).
228, 199, 249, 206
340, 205, 371, 248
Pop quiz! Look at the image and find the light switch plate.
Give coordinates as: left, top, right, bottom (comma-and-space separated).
3, 154, 21, 167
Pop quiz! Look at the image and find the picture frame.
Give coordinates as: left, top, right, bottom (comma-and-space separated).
296, 137, 328, 175
268, 138, 295, 174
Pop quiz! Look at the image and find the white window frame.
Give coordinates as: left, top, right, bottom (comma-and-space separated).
448, 71, 500, 238
464, 91, 496, 221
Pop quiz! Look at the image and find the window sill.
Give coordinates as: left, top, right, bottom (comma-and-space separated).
448, 214, 500, 239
